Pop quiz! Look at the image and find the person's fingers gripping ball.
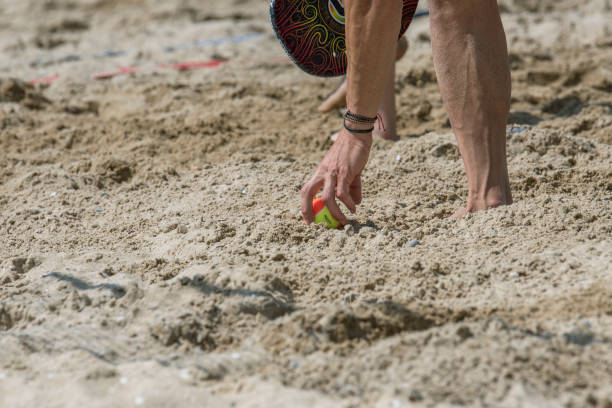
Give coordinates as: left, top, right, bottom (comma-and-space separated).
300, 129, 370, 227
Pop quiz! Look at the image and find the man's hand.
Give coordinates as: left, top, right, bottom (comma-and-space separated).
301, 128, 372, 226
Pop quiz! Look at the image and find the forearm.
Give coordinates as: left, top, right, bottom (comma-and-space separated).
345, 0, 403, 118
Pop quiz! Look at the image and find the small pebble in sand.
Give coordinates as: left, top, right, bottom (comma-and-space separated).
119, 376, 128, 384
509, 127, 529, 135
563, 331, 595, 346
50, 191, 57, 197
231, 352, 241, 359
177, 224, 188, 234
179, 369, 191, 380
509, 272, 519, 279
407, 239, 419, 248
95, 207, 103, 213
409, 389, 423, 402
161, 222, 178, 233
241, 188, 247, 195
344, 224, 355, 236
396, 155, 401, 162
271, 252, 286, 262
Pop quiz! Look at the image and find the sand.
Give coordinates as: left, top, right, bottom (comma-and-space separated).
0, 0, 611, 406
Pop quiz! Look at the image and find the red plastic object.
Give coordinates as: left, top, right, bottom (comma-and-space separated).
93, 66, 136, 80
163, 60, 225, 70
30, 74, 60, 85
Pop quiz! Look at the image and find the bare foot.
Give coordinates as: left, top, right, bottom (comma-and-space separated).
451, 185, 513, 218
318, 36, 409, 114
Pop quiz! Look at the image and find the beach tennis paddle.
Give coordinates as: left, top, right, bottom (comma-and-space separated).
270, 0, 420, 77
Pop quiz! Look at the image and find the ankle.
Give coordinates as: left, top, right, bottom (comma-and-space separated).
466, 183, 512, 210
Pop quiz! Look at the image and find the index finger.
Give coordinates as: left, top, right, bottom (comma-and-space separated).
300, 176, 323, 224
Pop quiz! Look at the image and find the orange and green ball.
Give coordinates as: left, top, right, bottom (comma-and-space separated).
312, 197, 340, 229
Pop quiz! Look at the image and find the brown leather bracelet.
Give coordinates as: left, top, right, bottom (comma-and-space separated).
343, 109, 377, 124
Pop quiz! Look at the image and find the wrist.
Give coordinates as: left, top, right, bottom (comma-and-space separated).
340, 125, 373, 147
343, 118, 374, 131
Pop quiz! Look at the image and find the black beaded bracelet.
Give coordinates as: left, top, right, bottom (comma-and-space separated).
343, 109, 377, 124
343, 121, 374, 134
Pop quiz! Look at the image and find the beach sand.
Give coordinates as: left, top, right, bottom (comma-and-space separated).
0, 0, 611, 406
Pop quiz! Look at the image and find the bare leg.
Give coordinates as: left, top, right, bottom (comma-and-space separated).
373, 58, 397, 140
429, 0, 513, 216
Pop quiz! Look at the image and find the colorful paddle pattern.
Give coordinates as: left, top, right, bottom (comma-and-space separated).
271, 0, 420, 77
